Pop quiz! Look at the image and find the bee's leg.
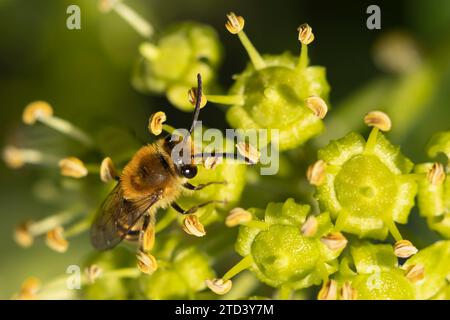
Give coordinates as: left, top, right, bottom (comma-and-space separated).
123, 229, 140, 242
172, 200, 227, 215
139, 213, 156, 252
183, 181, 227, 191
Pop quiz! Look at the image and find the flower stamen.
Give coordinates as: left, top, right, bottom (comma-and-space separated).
307, 159, 327, 186
100, 157, 118, 183
182, 215, 206, 237
301, 215, 318, 237
404, 264, 425, 283
23, 101, 93, 147
340, 281, 358, 300
236, 142, 260, 164
394, 240, 418, 258
99, 0, 153, 38
305, 96, 328, 119
205, 278, 232, 295
225, 12, 265, 70
136, 249, 158, 274
59, 157, 88, 178
427, 162, 446, 186
317, 279, 338, 300
226, 208, 253, 227
45, 226, 69, 253
320, 232, 348, 251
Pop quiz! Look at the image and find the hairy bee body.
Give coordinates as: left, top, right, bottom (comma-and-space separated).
90, 138, 190, 250
121, 140, 186, 208
91, 73, 206, 251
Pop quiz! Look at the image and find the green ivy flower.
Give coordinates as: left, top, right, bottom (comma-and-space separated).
133, 22, 223, 111
138, 238, 215, 300
326, 242, 415, 300
172, 162, 247, 227
313, 116, 417, 241
402, 240, 450, 300
83, 248, 136, 300
207, 14, 330, 151
415, 131, 450, 237
208, 198, 347, 297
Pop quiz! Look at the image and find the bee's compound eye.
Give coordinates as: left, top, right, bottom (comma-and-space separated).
181, 165, 197, 179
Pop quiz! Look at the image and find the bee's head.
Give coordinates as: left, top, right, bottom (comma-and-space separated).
163, 134, 198, 179
161, 73, 204, 180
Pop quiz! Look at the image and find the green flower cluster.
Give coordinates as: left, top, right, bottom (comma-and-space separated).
5, 4, 450, 301
314, 130, 417, 240
230, 199, 345, 293
415, 131, 450, 237
207, 15, 330, 151
134, 22, 223, 111
332, 242, 416, 300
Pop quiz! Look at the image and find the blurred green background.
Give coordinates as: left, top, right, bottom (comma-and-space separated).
0, 0, 449, 298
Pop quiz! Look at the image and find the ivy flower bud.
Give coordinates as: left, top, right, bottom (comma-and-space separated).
133, 22, 223, 111
297, 23, 314, 45
231, 199, 344, 290
182, 215, 206, 237
225, 12, 245, 34
306, 160, 327, 186
148, 111, 167, 136
137, 250, 158, 275
205, 278, 233, 295
226, 208, 253, 227
59, 157, 88, 178
364, 111, 392, 132
100, 157, 118, 183
314, 130, 417, 240
305, 96, 328, 119
45, 226, 69, 253
394, 240, 418, 258
317, 279, 338, 300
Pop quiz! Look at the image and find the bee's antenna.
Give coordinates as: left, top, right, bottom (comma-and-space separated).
189, 73, 202, 134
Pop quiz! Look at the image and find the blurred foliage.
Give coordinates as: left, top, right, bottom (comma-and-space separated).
1, 0, 450, 299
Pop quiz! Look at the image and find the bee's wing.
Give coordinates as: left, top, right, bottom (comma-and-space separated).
90, 183, 162, 251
